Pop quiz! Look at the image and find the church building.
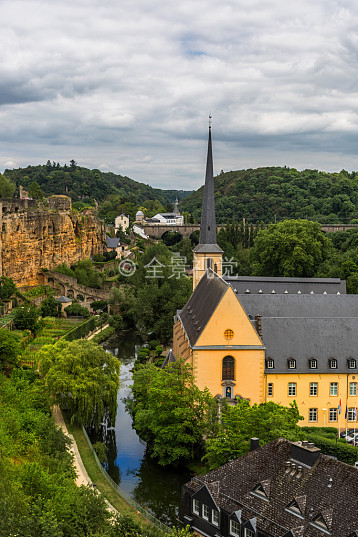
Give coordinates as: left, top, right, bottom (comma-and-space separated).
172, 125, 358, 428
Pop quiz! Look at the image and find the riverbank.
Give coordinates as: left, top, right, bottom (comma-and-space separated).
63, 411, 149, 525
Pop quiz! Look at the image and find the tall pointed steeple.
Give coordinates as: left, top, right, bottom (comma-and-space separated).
192, 121, 223, 289
199, 123, 217, 245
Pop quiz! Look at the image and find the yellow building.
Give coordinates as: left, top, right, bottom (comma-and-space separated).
172, 125, 358, 429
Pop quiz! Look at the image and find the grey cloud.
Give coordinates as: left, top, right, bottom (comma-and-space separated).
2, 0, 358, 188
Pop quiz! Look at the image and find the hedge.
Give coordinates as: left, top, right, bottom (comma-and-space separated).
305, 433, 358, 465
61, 317, 96, 342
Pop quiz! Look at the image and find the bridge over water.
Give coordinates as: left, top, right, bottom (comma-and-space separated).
140, 223, 358, 239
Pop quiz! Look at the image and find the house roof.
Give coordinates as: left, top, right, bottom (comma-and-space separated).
261, 317, 358, 373
55, 295, 72, 303
178, 269, 228, 347
226, 275, 346, 295
182, 438, 358, 536
105, 235, 120, 248
236, 293, 358, 373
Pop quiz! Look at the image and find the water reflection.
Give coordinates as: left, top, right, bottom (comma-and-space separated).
87, 332, 191, 526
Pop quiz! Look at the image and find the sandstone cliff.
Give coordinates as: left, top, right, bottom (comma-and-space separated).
0, 196, 105, 286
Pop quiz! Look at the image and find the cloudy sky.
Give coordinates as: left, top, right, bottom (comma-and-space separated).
1, 0, 358, 189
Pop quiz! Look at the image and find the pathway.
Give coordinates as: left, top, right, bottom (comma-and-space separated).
52, 405, 91, 487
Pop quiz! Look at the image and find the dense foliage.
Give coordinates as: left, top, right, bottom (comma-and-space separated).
38, 339, 120, 429
181, 167, 358, 223
0, 172, 16, 198
203, 399, 303, 470
56, 259, 104, 289
5, 162, 191, 207
13, 304, 41, 334
0, 330, 21, 369
0, 372, 190, 537
130, 360, 218, 466
251, 219, 332, 277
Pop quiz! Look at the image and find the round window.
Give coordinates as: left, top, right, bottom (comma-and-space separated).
224, 329, 234, 340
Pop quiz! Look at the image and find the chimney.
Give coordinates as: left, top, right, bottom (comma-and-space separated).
291, 441, 321, 468
250, 438, 260, 451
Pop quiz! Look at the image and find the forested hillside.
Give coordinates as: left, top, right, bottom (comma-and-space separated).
180, 167, 358, 224
4, 161, 192, 205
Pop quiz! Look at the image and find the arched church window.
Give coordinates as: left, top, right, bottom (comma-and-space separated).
222, 356, 235, 380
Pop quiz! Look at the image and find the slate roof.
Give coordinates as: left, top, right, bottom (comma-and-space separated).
161, 349, 177, 368
236, 294, 358, 373
178, 269, 228, 347
181, 438, 358, 536
226, 275, 346, 295
238, 293, 358, 319
261, 317, 358, 373
55, 295, 72, 303
105, 235, 120, 248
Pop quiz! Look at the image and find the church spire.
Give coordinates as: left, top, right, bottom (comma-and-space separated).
199, 122, 217, 245
192, 120, 223, 289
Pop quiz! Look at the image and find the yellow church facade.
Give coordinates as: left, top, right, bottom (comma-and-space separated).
171, 123, 358, 430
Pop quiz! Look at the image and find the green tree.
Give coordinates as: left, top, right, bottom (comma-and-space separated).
130, 360, 218, 466
0, 330, 21, 369
13, 304, 40, 333
0, 276, 16, 300
132, 243, 192, 343
38, 339, 120, 429
40, 296, 61, 317
251, 219, 332, 277
28, 180, 44, 200
64, 303, 90, 317
0, 173, 16, 198
203, 399, 303, 470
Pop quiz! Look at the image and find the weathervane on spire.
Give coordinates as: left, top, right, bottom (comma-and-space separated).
209, 114, 212, 128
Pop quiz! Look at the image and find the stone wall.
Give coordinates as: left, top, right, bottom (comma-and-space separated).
0, 196, 105, 286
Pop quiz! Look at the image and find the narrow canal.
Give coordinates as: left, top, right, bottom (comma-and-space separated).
88, 332, 192, 526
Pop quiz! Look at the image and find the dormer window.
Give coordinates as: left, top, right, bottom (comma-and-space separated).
250, 483, 269, 501
348, 358, 356, 369
329, 359, 337, 369
309, 359, 317, 369
267, 358, 274, 369
288, 358, 296, 369
310, 514, 330, 534
285, 499, 304, 519
192, 498, 200, 515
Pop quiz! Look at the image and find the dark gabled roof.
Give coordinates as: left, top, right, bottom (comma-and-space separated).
161, 350, 177, 369
182, 438, 358, 536
55, 295, 72, 303
105, 235, 120, 248
238, 293, 358, 319
226, 275, 346, 295
235, 294, 358, 373
178, 269, 228, 347
261, 317, 358, 373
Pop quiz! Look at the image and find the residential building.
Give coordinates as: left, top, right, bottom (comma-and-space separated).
179, 437, 358, 536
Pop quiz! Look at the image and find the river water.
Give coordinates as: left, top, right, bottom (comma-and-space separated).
87, 332, 191, 526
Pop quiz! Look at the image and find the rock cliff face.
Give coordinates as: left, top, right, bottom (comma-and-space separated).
0, 196, 105, 286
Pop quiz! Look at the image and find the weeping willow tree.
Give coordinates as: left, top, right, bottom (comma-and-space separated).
38, 339, 120, 429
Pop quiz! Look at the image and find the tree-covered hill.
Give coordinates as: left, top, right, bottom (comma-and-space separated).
180, 167, 358, 224
4, 161, 192, 205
